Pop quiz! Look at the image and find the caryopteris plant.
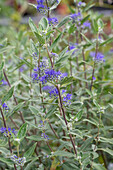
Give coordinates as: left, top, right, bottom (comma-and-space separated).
0, 0, 113, 169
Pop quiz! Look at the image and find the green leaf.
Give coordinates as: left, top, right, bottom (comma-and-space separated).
53, 150, 74, 158
97, 18, 104, 31
60, 76, 73, 86
63, 163, 79, 170
92, 19, 98, 32
0, 147, 10, 156
57, 16, 70, 28
59, 46, 68, 58
29, 105, 39, 115
80, 137, 94, 151
0, 62, 4, 70
18, 58, 33, 69
27, 135, 44, 141
74, 110, 83, 121
24, 157, 39, 170
34, 32, 45, 45
7, 102, 25, 118
98, 148, 113, 156
93, 99, 100, 109
110, 17, 113, 29
39, 17, 48, 30
109, 103, 113, 108
28, 3, 37, 9
2, 86, 14, 104
81, 15, 90, 25
51, 33, 62, 50
0, 138, 7, 147
21, 73, 31, 83
56, 114, 67, 130
24, 143, 37, 158
80, 33, 92, 44
92, 162, 106, 170
45, 106, 57, 118
0, 157, 13, 167
0, 70, 3, 82
83, 0, 94, 12
0, 46, 15, 54
30, 39, 39, 55
68, 24, 77, 34
99, 137, 113, 144
83, 119, 97, 126
50, 0, 61, 10
100, 37, 113, 46
29, 17, 38, 34
17, 123, 27, 139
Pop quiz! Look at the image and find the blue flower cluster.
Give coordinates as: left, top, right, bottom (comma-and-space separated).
10, 155, 26, 166
19, 64, 28, 72
90, 52, 105, 62
67, 43, 78, 55
70, 12, 81, 20
41, 132, 49, 140
0, 127, 17, 137
43, 85, 58, 97
32, 61, 67, 84
62, 90, 72, 106
37, 0, 48, 13
2, 103, 9, 111
78, 1, 86, 7
63, 93, 72, 105
36, 0, 59, 13
0, 79, 8, 86
70, 11, 91, 30
38, 120, 46, 128
82, 21, 91, 29
48, 17, 58, 25
43, 86, 72, 105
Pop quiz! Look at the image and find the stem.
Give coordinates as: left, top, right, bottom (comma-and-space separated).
46, 141, 53, 152
56, 86, 77, 156
3, 69, 25, 124
80, 33, 88, 89
45, 0, 50, 18
17, 145, 19, 158
90, 33, 99, 91
75, 29, 82, 87
38, 50, 59, 139
0, 107, 17, 170
45, 45, 54, 68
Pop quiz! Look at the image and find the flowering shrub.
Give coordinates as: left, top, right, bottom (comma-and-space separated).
0, 0, 113, 169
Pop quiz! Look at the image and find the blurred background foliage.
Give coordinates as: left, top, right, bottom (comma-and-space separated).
0, 0, 113, 18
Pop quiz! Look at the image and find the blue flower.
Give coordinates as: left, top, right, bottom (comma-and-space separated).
82, 21, 91, 29
48, 17, 58, 25
0, 79, 8, 86
36, 0, 48, 13
38, 120, 46, 127
19, 64, 27, 72
2, 103, 9, 110
66, 43, 78, 55
78, 1, 86, 7
0, 44, 3, 48
0, 127, 17, 136
10, 155, 26, 166
93, 76, 96, 80
62, 89, 67, 94
70, 12, 81, 20
63, 93, 72, 106
90, 52, 105, 62
41, 132, 49, 140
